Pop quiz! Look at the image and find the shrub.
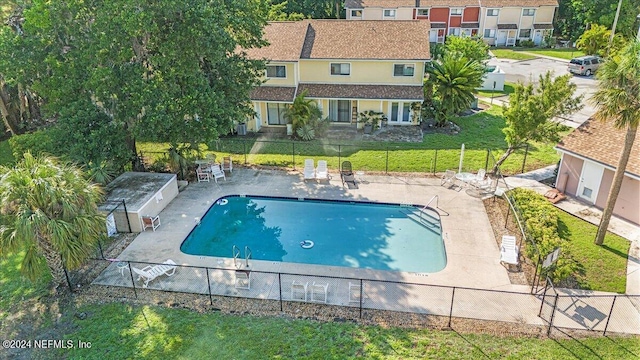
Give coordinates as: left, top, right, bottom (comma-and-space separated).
8, 130, 58, 160
520, 40, 535, 48
509, 188, 579, 282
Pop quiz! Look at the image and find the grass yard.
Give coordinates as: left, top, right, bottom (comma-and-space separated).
18, 303, 632, 359
557, 211, 630, 293
1, 1, 15, 21
139, 106, 563, 175
0, 253, 51, 322
476, 82, 517, 98
522, 48, 585, 61
490, 49, 537, 61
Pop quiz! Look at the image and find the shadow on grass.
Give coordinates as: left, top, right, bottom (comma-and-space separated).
599, 244, 632, 261
451, 330, 492, 359
604, 334, 640, 358
550, 328, 606, 359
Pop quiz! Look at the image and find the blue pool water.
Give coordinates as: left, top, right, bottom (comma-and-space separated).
180, 195, 447, 273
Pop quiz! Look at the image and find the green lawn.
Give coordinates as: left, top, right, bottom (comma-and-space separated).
139, 106, 563, 175
0, 253, 51, 322
476, 82, 517, 98
521, 48, 585, 61
1, 1, 15, 22
23, 303, 634, 359
490, 49, 537, 60
557, 211, 630, 293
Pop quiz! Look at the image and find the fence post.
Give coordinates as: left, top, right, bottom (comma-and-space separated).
359, 279, 363, 319
243, 140, 247, 165
98, 238, 104, 259
521, 144, 529, 174
206, 267, 213, 306
278, 273, 283, 312
547, 294, 559, 336
62, 261, 73, 292
531, 257, 541, 294
433, 149, 438, 174
385, 146, 389, 174
292, 142, 296, 170
538, 281, 547, 316
338, 145, 341, 169
128, 261, 138, 299
484, 149, 490, 172
603, 296, 617, 336
122, 199, 132, 233
448, 287, 456, 328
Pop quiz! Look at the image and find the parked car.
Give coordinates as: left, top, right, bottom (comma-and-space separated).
568, 55, 602, 76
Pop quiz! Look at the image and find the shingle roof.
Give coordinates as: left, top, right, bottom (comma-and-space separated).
556, 118, 640, 177
243, 21, 308, 62
534, 23, 555, 29
480, 0, 558, 7
250, 86, 296, 102
245, 20, 431, 61
497, 24, 519, 29
300, 20, 431, 60
461, 22, 480, 28
297, 83, 424, 100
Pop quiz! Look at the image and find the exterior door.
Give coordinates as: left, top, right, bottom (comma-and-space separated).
329, 100, 351, 122
496, 30, 507, 46
389, 102, 411, 123
577, 161, 604, 203
533, 30, 543, 45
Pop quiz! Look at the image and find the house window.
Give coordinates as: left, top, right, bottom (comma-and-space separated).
522, 9, 535, 16
461, 28, 472, 37
351, 9, 363, 18
329, 100, 351, 122
519, 29, 532, 38
394, 64, 415, 76
390, 102, 411, 122
417, 9, 429, 16
450, 8, 463, 16
383, 9, 396, 18
265, 65, 286, 78
448, 27, 461, 36
330, 63, 350, 75
487, 9, 499, 16
267, 103, 287, 125
484, 29, 496, 38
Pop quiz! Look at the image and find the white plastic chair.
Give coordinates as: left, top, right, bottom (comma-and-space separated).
131, 259, 177, 287
303, 159, 315, 180
310, 282, 328, 303
500, 235, 519, 267
471, 169, 486, 187
141, 215, 161, 231
222, 156, 233, 173
235, 270, 250, 290
210, 164, 226, 183
196, 166, 210, 182
291, 280, 308, 301
441, 170, 457, 188
315, 160, 329, 181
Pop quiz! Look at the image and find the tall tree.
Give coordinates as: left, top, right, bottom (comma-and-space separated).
576, 24, 625, 56
592, 40, 640, 245
0, 0, 268, 169
0, 153, 105, 290
443, 36, 490, 64
492, 72, 582, 174
425, 54, 484, 126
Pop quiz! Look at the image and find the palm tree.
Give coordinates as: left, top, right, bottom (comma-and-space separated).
0, 153, 106, 290
282, 90, 323, 138
425, 53, 484, 126
592, 40, 640, 245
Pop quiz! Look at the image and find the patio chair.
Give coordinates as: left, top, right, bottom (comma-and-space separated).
141, 215, 161, 231
131, 259, 177, 288
196, 166, 210, 182
235, 270, 250, 290
210, 164, 226, 183
500, 235, 519, 268
440, 170, 457, 189
470, 169, 486, 187
349, 282, 363, 303
222, 156, 233, 173
303, 159, 315, 180
341, 161, 357, 189
310, 282, 329, 303
315, 160, 329, 181
291, 280, 308, 301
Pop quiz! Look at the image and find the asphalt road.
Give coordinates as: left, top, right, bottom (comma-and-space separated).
486, 56, 598, 128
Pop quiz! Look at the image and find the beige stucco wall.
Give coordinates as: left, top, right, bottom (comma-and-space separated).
396, 8, 414, 20
248, 102, 268, 131
557, 154, 584, 195
519, 14, 534, 29
483, 10, 499, 28
535, 6, 555, 23
596, 169, 640, 225
363, 8, 383, 20
498, 8, 521, 24
299, 60, 424, 85
263, 62, 296, 86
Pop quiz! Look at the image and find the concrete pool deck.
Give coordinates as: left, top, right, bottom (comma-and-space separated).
111, 167, 514, 290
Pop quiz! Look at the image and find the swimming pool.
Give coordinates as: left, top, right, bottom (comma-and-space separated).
180, 195, 447, 273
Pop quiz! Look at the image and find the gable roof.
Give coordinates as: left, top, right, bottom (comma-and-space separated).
244, 20, 431, 62
556, 118, 640, 177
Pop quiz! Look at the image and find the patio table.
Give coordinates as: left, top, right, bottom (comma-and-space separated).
455, 172, 475, 185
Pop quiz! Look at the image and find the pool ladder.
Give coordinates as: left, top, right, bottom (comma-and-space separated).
421, 195, 449, 217
233, 245, 252, 269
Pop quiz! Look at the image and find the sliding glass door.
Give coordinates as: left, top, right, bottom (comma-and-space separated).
329, 100, 351, 123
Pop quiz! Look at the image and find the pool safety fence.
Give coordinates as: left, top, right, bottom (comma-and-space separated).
138, 140, 533, 177
71, 258, 640, 336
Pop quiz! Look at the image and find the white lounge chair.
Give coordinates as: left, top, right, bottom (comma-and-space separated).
141, 215, 161, 231
303, 159, 315, 181
310, 282, 328, 303
441, 170, 458, 189
315, 160, 329, 181
500, 235, 519, 268
291, 280, 308, 301
210, 164, 226, 183
132, 259, 177, 287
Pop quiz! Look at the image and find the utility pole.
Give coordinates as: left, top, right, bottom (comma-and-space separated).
636, 14, 640, 40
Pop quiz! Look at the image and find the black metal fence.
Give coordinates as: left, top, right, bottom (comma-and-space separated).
138, 139, 533, 177
67, 258, 639, 336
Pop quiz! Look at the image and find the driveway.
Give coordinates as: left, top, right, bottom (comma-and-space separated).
487, 57, 598, 128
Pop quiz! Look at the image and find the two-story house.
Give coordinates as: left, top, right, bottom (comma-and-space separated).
243, 20, 431, 132
345, 0, 557, 46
